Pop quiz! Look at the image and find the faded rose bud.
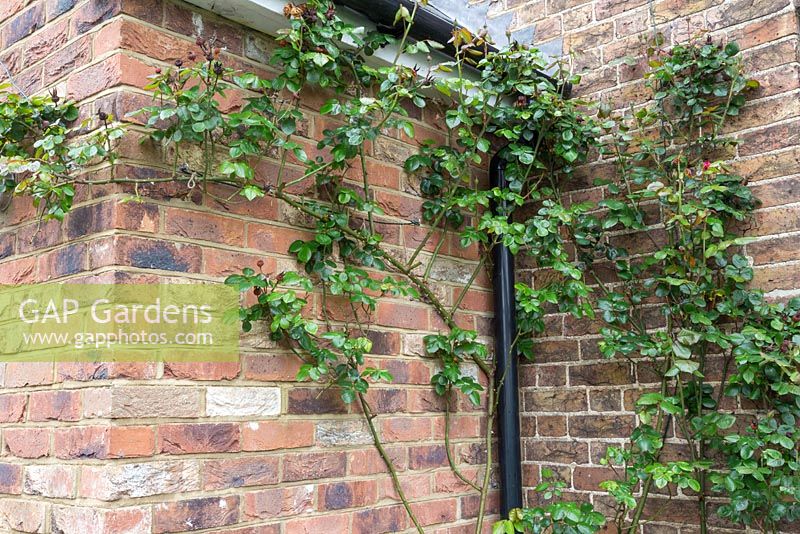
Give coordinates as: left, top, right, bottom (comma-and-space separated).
97, 110, 108, 121
155, 67, 162, 74
256, 260, 265, 268
174, 58, 183, 67
188, 51, 197, 61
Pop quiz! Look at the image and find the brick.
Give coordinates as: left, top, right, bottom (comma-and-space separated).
79, 461, 200, 501
92, 235, 203, 273
54, 426, 109, 459
570, 361, 633, 386
206, 386, 281, 417
569, 414, 635, 438
728, 11, 798, 50
376, 301, 430, 330
203, 456, 279, 490
380, 416, 432, 442
410, 498, 458, 526
109, 425, 156, 458
409, 444, 447, 470
524, 389, 586, 411
739, 119, 800, 157
749, 206, 800, 236
164, 361, 240, 380
159, 423, 240, 454
707, 0, 791, 29
753, 263, 800, 293
284, 514, 350, 534
66, 200, 159, 240
243, 354, 302, 381
528, 339, 578, 362
0, 0, 28, 24
4, 428, 50, 459
0, 464, 22, 494
0, 393, 26, 422
315, 419, 372, 446
37, 242, 87, 279
165, 207, 245, 246
243, 485, 314, 519
353, 505, 408, 534
573, 466, 616, 490
287, 387, 348, 414
28, 390, 80, 421
22, 18, 69, 68
2, 4, 44, 47
23, 465, 75, 498
525, 439, 589, 463
163, 2, 243, 55
0, 256, 37, 284
282, 452, 346, 482
0, 500, 45, 532
96, 18, 195, 61
748, 234, 800, 265
51, 506, 151, 534
348, 446, 407, 475
241, 420, 315, 451
153, 496, 239, 533
44, 34, 92, 84
103, 386, 202, 418
538, 415, 568, 436
319, 480, 378, 510
47, 0, 77, 20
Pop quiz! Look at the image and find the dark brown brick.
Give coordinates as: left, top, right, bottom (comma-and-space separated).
153, 496, 239, 533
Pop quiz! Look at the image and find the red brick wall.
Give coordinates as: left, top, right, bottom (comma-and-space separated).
0, 1, 494, 532
479, 0, 800, 530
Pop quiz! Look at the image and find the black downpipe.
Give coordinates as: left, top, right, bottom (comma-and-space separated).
490, 152, 522, 517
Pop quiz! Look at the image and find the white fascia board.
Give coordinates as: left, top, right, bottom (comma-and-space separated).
184, 0, 472, 80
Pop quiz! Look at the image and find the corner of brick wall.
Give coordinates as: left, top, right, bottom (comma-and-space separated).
0, 1, 495, 532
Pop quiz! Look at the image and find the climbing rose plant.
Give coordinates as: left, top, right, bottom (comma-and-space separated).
0, 1, 798, 533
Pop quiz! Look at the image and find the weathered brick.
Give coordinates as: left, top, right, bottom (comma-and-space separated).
569, 414, 635, 437
153, 496, 239, 533
353, 505, 408, 534
206, 386, 280, 417
282, 452, 346, 482
159, 423, 240, 454
28, 390, 81, 421
0, 499, 45, 532
525, 439, 589, 463
319, 480, 378, 510
4, 428, 50, 459
102, 386, 202, 418
241, 420, 315, 451
79, 461, 200, 501
0, 393, 26, 422
524, 389, 587, 411
54, 426, 109, 459
243, 485, 314, 519
410, 498, 459, 526
51, 506, 151, 534
315, 419, 371, 446
203, 456, 279, 490
0, 464, 22, 494
284, 514, 350, 534
23, 465, 75, 498
165, 207, 245, 246
409, 444, 448, 470
570, 361, 633, 386
2, 4, 44, 47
